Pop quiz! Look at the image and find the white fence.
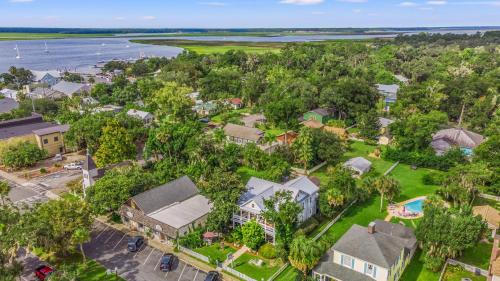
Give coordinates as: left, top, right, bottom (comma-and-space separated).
178, 245, 210, 264
438, 259, 488, 280
220, 264, 258, 281
312, 200, 357, 241
480, 193, 500, 202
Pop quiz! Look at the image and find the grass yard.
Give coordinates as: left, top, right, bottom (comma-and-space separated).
210, 108, 249, 124
231, 252, 282, 281
76, 260, 124, 281
274, 265, 300, 281
237, 166, 269, 183
194, 243, 237, 264
131, 39, 283, 54
457, 241, 492, 269
442, 265, 487, 281
400, 250, 440, 281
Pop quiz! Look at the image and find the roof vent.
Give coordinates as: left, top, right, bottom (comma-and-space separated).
368, 222, 376, 234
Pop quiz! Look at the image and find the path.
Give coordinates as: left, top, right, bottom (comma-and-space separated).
223, 245, 249, 267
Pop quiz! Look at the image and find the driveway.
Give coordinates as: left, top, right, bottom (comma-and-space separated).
84, 222, 209, 281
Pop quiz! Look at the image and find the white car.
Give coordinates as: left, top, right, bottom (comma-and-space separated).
63, 162, 83, 170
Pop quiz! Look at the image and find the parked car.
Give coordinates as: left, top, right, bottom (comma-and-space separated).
53, 154, 63, 161
35, 265, 54, 281
159, 253, 175, 272
127, 236, 144, 252
204, 271, 220, 281
63, 162, 82, 170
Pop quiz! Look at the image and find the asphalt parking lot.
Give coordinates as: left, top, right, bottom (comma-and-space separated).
84, 222, 208, 281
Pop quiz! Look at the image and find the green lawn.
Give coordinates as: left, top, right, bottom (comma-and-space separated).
194, 243, 237, 264
76, 260, 124, 281
400, 250, 440, 281
231, 253, 282, 281
237, 166, 269, 183
274, 265, 300, 281
442, 265, 487, 281
210, 108, 249, 124
457, 241, 492, 269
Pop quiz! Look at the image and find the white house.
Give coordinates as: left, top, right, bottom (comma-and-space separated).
82, 153, 104, 196
376, 84, 399, 112
127, 109, 154, 126
0, 89, 18, 100
313, 220, 417, 281
232, 176, 319, 244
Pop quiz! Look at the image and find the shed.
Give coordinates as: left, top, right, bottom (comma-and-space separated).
343, 157, 372, 176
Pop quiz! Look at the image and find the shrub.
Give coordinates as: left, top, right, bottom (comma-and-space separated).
178, 229, 204, 249
40, 167, 48, 174
382, 147, 465, 171
241, 220, 265, 250
0, 142, 47, 169
298, 217, 319, 236
258, 243, 277, 259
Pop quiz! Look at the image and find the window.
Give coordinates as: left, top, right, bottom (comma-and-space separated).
365, 263, 377, 278
341, 255, 354, 269
43, 139, 48, 144
54, 136, 59, 142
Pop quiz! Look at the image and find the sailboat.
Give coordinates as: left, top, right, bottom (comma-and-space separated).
44, 42, 49, 53
14, 44, 21, 59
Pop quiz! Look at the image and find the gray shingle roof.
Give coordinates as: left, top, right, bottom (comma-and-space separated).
131, 176, 199, 214
224, 123, 264, 142
52, 81, 89, 97
314, 254, 373, 281
378, 117, 395, 128
83, 153, 97, 171
0, 98, 19, 113
432, 128, 485, 149
343, 157, 372, 174
0, 114, 57, 140
32, 124, 70, 136
332, 221, 416, 268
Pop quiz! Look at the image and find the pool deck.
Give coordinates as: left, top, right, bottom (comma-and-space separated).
385, 196, 426, 221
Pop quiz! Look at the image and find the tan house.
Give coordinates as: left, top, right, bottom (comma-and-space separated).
33, 125, 70, 156
120, 176, 212, 243
473, 205, 500, 238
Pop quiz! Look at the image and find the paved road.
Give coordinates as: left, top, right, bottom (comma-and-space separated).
84, 222, 209, 281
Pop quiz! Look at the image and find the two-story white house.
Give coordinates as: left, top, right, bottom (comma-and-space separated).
313, 220, 417, 281
232, 176, 319, 244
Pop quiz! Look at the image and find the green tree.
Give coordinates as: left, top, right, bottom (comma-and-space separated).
356, 110, 381, 140
71, 228, 91, 263
263, 191, 302, 257
95, 119, 135, 167
293, 127, 314, 170
288, 235, 323, 276
241, 220, 265, 250
0, 181, 10, 205
0, 142, 47, 169
149, 82, 194, 121
372, 176, 401, 212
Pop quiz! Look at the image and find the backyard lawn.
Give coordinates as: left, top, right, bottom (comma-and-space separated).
237, 166, 269, 183
231, 252, 282, 281
193, 243, 237, 264
400, 250, 440, 281
457, 241, 492, 269
274, 265, 300, 281
442, 265, 487, 281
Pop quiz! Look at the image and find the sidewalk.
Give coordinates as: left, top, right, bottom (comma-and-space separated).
0, 169, 29, 186
95, 217, 240, 281
223, 245, 248, 267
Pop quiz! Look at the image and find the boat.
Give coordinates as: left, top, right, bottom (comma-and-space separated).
14, 44, 21, 59
126, 45, 130, 48
44, 42, 49, 53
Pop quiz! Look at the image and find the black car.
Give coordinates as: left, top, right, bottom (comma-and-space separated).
204, 271, 220, 281
127, 236, 144, 252
159, 253, 175, 272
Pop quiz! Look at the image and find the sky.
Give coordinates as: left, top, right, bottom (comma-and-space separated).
0, 0, 499, 28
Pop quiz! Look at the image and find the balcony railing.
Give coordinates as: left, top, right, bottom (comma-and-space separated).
232, 215, 275, 236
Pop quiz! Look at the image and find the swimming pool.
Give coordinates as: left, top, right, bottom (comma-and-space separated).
404, 199, 424, 213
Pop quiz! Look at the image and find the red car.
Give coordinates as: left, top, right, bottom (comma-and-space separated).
35, 265, 54, 280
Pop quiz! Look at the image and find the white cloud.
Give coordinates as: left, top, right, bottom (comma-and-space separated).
337, 0, 367, 3
9, 0, 33, 3
427, 1, 447, 5
280, 0, 324, 5
198, 1, 227, 6
399, 1, 418, 7
142, 16, 156, 20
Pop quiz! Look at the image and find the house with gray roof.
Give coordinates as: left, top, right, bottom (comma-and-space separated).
376, 84, 399, 112
430, 127, 485, 156
52, 81, 91, 97
313, 220, 417, 281
233, 176, 319, 243
344, 157, 372, 177
31, 70, 61, 87
224, 123, 264, 145
28, 87, 65, 100
120, 176, 212, 242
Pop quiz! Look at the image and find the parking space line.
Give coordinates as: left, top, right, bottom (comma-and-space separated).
133, 244, 146, 259
177, 264, 187, 281
164, 270, 169, 279
154, 253, 163, 271
143, 248, 155, 265
193, 269, 199, 281
103, 230, 117, 243
95, 226, 109, 239
112, 233, 127, 250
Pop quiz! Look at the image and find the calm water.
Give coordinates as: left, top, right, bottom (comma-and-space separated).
0, 28, 495, 73
0, 38, 183, 73
404, 199, 424, 213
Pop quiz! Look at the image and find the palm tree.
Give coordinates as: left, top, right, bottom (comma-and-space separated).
71, 228, 91, 263
293, 127, 313, 171
373, 176, 401, 212
288, 235, 323, 276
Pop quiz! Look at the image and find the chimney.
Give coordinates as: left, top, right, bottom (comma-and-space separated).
368, 222, 376, 234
